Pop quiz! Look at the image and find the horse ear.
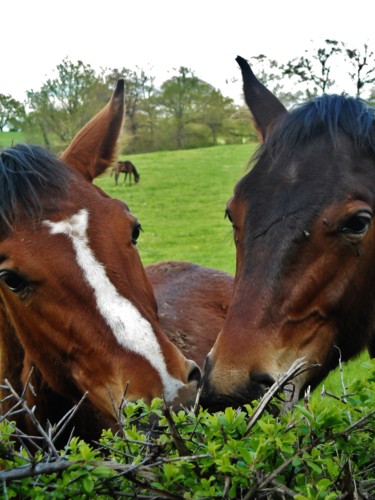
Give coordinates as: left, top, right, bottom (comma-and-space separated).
61, 80, 125, 182
236, 56, 287, 141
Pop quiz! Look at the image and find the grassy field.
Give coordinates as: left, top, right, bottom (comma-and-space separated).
96, 144, 254, 274
0, 131, 27, 149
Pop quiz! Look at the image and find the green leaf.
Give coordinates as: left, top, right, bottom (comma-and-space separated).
316, 478, 332, 491
306, 459, 322, 474
296, 405, 314, 422
82, 475, 94, 492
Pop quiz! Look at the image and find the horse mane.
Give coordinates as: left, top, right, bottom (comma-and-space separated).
0, 144, 70, 233
257, 94, 375, 164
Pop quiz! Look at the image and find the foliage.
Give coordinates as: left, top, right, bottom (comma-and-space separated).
0, 94, 25, 132
25, 58, 109, 151
1, 359, 374, 498
282, 39, 341, 96
106, 66, 158, 153
344, 43, 375, 97
6, 39, 375, 153
159, 67, 236, 150
249, 40, 375, 108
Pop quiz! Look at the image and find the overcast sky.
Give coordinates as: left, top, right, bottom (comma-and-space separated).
2, 0, 374, 104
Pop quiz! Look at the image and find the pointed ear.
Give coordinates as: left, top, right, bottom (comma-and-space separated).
61, 80, 125, 182
236, 56, 287, 141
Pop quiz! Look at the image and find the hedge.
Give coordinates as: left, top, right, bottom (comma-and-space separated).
1, 359, 374, 499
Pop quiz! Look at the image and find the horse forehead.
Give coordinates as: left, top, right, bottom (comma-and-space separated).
233, 148, 360, 282
236, 133, 373, 220
42, 207, 183, 400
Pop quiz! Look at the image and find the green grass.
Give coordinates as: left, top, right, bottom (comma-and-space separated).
96, 144, 254, 274
0, 131, 26, 148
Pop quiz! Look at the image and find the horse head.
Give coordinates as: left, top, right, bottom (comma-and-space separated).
0, 81, 200, 434
201, 56, 375, 411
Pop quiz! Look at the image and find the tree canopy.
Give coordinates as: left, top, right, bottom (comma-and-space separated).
3, 40, 375, 153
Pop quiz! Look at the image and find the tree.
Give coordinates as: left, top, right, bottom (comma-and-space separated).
26, 58, 107, 150
196, 89, 235, 144
343, 43, 375, 97
250, 54, 283, 90
249, 55, 303, 108
105, 66, 159, 152
282, 39, 341, 96
160, 67, 204, 149
0, 94, 25, 132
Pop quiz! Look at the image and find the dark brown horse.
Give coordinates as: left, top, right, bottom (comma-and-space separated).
0, 82, 204, 442
201, 55, 375, 412
112, 160, 140, 185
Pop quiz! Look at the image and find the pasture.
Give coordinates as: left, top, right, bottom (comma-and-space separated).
96, 144, 252, 273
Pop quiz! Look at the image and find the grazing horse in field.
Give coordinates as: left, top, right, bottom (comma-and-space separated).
112, 160, 140, 186
201, 55, 375, 412
0, 81, 203, 442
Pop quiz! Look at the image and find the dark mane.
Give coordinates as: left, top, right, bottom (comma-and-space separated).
0, 144, 70, 233
259, 94, 375, 163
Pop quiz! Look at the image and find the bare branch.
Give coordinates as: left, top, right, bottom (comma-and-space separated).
0, 459, 75, 482
4, 379, 60, 459
245, 358, 311, 434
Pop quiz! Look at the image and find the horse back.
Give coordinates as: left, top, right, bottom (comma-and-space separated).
146, 261, 233, 368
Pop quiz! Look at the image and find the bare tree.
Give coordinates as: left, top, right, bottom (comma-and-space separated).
343, 43, 375, 97
282, 39, 341, 95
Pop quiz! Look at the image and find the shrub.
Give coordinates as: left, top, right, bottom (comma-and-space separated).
1, 359, 374, 498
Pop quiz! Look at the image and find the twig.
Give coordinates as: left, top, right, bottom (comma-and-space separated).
333, 409, 375, 438
192, 384, 203, 415
0, 459, 75, 482
52, 391, 88, 444
270, 478, 297, 497
4, 379, 60, 459
106, 381, 130, 439
245, 358, 310, 434
243, 444, 313, 500
162, 401, 190, 456
223, 475, 231, 498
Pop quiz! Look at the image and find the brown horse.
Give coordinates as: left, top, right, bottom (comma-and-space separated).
201, 55, 375, 412
112, 160, 140, 185
0, 81, 203, 442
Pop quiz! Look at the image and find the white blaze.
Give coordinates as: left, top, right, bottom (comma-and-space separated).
43, 209, 183, 401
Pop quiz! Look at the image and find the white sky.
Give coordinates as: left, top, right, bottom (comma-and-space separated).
2, 0, 374, 104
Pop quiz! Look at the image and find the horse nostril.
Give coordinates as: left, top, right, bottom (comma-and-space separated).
188, 365, 201, 384
250, 372, 275, 389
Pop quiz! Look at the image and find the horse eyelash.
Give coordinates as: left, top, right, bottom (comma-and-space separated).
224, 209, 233, 223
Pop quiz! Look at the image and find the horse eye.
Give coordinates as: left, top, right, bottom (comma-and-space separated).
225, 209, 233, 224
131, 223, 142, 245
0, 271, 29, 293
340, 211, 372, 239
